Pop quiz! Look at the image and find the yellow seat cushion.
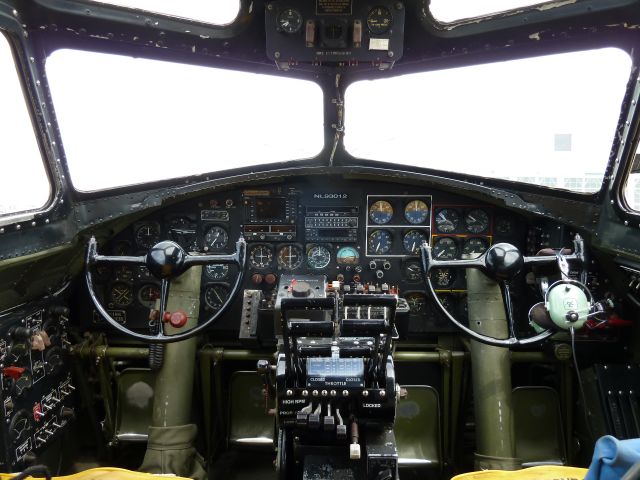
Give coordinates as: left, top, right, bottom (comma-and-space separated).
452, 465, 588, 480
1, 467, 191, 480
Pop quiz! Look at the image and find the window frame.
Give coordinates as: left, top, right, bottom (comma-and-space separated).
0, 29, 55, 223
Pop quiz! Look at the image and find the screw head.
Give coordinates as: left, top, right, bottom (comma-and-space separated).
312, 390, 319, 397
362, 390, 369, 397
342, 390, 349, 397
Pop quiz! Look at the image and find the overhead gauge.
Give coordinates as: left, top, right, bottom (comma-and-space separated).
367, 6, 393, 35
205, 264, 229, 280
404, 199, 429, 224
403, 230, 427, 254
249, 245, 273, 269
403, 261, 422, 282
336, 246, 359, 265
277, 8, 302, 33
435, 209, 460, 233
462, 237, 489, 257
204, 285, 229, 311
204, 226, 229, 250
110, 282, 134, 307
369, 200, 394, 224
464, 209, 490, 233
307, 245, 331, 269
135, 223, 161, 249
432, 237, 458, 260
277, 245, 303, 270
431, 268, 455, 288
138, 284, 160, 309
405, 292, 427, 315
368, 230, 392, 255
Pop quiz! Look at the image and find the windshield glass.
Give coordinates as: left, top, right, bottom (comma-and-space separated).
430, 0, 559, 23
344, 48, 631, 193
46, 49, 324, 192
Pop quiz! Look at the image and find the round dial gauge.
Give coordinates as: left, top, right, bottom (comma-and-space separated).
138, 284, 160, 309
277, 8, 302, 33
135, 223, 161, 249
437, 294, 455, 315
368, 230, 392, 255
204, 226, 228, 250
464, 209, 490, 233
307, 245, 331, 269
432, 237, 458, 260
110, 282, 134, 307
249, 245, 273, 269
277, 245, 303, 270
168, 216, 198, 251
495, 217, 513, 235
405, 292, 427, 315
204, 285, 229, 311
205, 264, 229, 280
367, 6, 392, 35
404, 200, 429, 225
435, 209, 460, 233
369, 200, 394, 225
9, 410, 32, 442
403, 230, 427, 254
403, 261, 422, 282
431, 268, 455, 288
336, 246, 359, 265
462, 237, 489, 257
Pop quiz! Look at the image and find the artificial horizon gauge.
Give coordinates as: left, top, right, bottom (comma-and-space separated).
138, 284, 160, 309
368, 229, 392, 254
205, 264, 229, 280
204, 226, 229, 250
249, 245, 273, 269
464, 209, 490, 233
369, 200, 394, 224
277, 8, 302, 33
405, 292, 427, 315
336, 246, 359, 265
367, 6, 393, 35
435, 208, 460, 233
432, 237, 458, 260
110, 282, 134, 307
307, 245, 331, 269
204, 285, 229, 311
404, 200, 429, 224
431, 268, 455, 288
403, 230, 427, 254
135, 223, 160, 249
403, 260, 422, 282
277, 245, 303, 270
168, 216, 198, 251
462, 237, 489, 256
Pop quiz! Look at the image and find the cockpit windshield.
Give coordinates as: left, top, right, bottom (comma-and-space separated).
345, 47, 632, 193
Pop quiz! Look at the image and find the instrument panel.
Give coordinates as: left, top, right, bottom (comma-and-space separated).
85, 178, 530, 339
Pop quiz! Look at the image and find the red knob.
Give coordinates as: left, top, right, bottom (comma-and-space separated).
264, 273, 277, 285
3, 366, 25, 379
168, 310, 188, 328
251, 273, 264, 285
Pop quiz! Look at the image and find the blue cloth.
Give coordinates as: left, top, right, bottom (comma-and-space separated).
585, 435, 640, 480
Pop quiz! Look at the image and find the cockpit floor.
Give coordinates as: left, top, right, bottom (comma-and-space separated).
209, 451, 277, 480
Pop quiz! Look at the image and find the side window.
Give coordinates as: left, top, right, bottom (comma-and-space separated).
0, 34, 51, 216
623, 153, 640, 211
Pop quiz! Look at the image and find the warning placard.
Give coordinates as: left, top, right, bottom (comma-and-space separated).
316, 0, 352, 15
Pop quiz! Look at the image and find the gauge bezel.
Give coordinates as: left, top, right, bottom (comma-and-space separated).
249, 244, 274, 269
205, 263, 230, 280
464, 208, 490, 234
368, 200, 394, 225
137, 283, 161, 309
134, 222, 161, 249
462, 236, 489, 256
306, 244, 332, 269
402, 229, 428, 254
404, 291, 427, 315
404, 199, 430, 225
402, 260, 423, 282
367, 229, 393, 255
109, 282, 134, 307
276, 244, 304, 270
204, 283, 230, 311
336, 245, 360, 265
204, 225, 229, 251
435, 208, 461, 234
432, 236, 459, 260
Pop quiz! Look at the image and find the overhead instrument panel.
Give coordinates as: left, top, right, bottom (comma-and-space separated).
265, 1, 406, 70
